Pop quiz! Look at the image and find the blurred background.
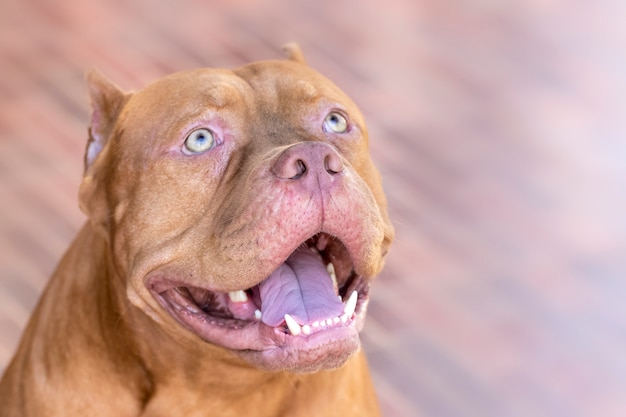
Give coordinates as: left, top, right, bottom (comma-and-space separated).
1, 0, 625, 415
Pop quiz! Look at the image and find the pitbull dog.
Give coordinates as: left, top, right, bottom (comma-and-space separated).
0, 44, 394, 416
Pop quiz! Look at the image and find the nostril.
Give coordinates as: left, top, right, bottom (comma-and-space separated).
272, 142, 343, 180
324, 153, 344, 175
292, 159, 307, 179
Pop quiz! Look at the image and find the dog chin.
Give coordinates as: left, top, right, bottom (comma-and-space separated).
237, 328, 361, 373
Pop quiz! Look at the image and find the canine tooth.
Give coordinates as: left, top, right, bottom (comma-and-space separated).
343, 290, 358, 318
302, 324, 311, 335
284, 314, 301, 336
327, 262, 338, 290
228, 290, 248, 303
254, 309, 262, 320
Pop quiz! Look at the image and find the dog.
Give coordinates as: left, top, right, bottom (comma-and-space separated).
0, 44, 394, 416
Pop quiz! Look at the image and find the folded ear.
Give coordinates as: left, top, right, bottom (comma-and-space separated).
84, 70, 129, 173
282, 42, 307, 65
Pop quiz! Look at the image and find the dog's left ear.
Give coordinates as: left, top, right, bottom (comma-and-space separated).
283, 42, 307, 65
84, 70, 129, 173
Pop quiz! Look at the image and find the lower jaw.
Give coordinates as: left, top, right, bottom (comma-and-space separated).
237, 326, 361, 373
153, 292, 366, 372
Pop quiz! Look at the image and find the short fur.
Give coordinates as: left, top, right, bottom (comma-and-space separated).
0, 45, 393, 417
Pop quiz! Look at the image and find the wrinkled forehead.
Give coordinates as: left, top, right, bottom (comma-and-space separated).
124, 68, 253, 117
117, 60, 364, 145
124, 60, 360, 116
233, 60, 358, 111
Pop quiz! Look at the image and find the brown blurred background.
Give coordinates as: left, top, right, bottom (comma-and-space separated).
1, 0, 625, 416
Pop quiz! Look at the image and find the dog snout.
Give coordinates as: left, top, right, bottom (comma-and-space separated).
272, 142, 344, 181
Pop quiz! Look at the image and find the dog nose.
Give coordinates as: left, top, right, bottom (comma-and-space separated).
272, 142, 344, 181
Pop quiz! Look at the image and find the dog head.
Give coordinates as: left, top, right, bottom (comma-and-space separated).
79, 44, 394, 373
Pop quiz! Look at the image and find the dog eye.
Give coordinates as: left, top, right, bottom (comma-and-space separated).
183, 128, 216, 154
323, 112, 348, 134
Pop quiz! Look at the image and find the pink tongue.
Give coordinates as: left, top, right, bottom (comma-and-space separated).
259, 247, 344, 327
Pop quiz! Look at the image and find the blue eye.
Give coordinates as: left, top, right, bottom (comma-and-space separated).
323, 112, 348, 133
183, 128, 215, 154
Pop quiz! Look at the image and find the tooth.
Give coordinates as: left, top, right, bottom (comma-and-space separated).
312, 321, 319, 328
254, 309, 262, 320
284, 314, 301, 336
343, 290, 358, 318
228, 290, 248, 303
333, 317, 340, 324
302, 324, 311, 335
341, 313, 348, 323
326, 262, 338, 290
326, 318, 334, 326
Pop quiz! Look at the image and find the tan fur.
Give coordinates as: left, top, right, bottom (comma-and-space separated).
0, 45, 393, 416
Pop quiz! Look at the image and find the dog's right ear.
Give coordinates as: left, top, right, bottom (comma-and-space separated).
80, 70, 129, 238
84, 70, 129, 173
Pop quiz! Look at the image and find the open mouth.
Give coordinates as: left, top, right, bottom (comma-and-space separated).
147, 232, 370, 370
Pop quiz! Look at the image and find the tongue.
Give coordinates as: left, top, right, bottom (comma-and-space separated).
259, 247, 344, 327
